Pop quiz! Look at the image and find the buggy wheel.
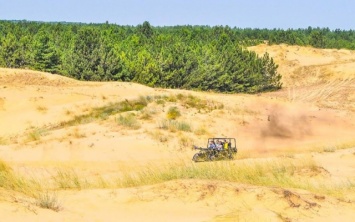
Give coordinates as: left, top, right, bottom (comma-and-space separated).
208, 154, 215, 161
192, 153, 200, 162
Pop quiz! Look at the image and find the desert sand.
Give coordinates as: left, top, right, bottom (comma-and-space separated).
0, 44, 355, 221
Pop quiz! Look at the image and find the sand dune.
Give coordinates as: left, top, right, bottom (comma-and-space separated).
1, 44, 355, 221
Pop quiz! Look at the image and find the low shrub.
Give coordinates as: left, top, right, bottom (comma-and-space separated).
166, 106, 181, 120
116, 114, 141, 130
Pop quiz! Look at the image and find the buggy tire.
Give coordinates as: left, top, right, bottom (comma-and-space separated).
192, 153, 200, 162
208, 154, 215, 161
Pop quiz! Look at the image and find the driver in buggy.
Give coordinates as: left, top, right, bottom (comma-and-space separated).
223, 139, 229, 150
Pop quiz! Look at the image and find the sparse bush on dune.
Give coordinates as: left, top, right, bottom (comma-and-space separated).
116, 113, 141, 130
166, 94, 177, 102
36, 191, 62, 212
158, 119, 191, 132
155, 98, 166, 105
166, 106, 181, 120
139, 107, 154, 120
175, 94, 224, 112
152, 93, 223, 113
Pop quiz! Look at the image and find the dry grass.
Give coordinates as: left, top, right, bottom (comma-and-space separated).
26, 128, 48, 142
313, 140, 355, 153
67, 127, 86, 138
1, 152, 354, 207
64, 109, 73, 116
52, 169, 85, 189
113, 158, 354, 200
36, 191, 62, 212
157, 119, 192, 132
55, 97, 149, 129
0, 136, 8, 145
0, 159, 42, 198
177, 133, 194, 150
148, 130, 169, 143
194, 125, 210, 136
36, 105, 48, 113
139, 107, 157, 120
166, 106, 181, 120
116, 113, 141, 130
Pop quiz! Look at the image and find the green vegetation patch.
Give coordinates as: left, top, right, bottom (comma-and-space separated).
166, 106, 181, 120
56, 98, 148, 128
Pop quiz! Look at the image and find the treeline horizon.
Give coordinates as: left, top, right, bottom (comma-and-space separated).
1, 20, 354, 93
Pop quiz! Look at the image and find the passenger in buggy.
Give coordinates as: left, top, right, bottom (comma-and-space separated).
223, 139, 229, 150
216, 141, 223, 151
209, 141, 216, 149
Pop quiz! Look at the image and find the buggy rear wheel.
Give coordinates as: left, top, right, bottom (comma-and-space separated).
192, 153, 200, 162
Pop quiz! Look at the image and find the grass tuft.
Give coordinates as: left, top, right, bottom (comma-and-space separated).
52, 169, 84, 190
194, 125, 209, 136
178, 134, 194, 150
36, 105, 48, 113
36, 191, 62, 212
27, 128, 48, 142
116, 114, 141, 130
158, 119, 192, 132
166, 106, 181, 120
139, 107, 157, 120
0, 159, 42, 197
148, 130, 169, 142
323, 146, 336, 152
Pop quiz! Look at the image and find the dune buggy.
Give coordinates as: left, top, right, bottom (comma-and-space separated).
192, 138, 237, 162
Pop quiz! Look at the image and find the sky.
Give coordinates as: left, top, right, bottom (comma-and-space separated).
1, 0, 354, 30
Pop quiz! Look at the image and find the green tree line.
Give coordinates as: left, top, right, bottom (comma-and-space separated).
10, 20, 353, 93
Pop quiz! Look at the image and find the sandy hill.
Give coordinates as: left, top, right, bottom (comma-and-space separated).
249, 44, 355, 111
0, 44, 355, 222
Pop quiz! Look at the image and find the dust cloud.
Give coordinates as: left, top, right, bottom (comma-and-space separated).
261, 105, 312, 139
